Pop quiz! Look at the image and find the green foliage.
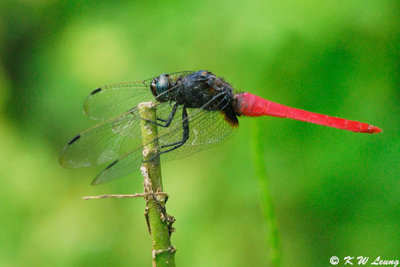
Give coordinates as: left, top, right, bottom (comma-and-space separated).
0, 0, 398, 266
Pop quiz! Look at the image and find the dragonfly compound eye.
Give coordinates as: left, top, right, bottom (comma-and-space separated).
151, 73, 171, 102
150, 78, 158, 96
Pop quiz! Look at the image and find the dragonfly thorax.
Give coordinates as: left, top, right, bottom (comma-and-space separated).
151, 70, 239, 125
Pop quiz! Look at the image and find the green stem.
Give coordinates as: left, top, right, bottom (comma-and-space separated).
139, 102, 176, 267
251, 121, 282, 266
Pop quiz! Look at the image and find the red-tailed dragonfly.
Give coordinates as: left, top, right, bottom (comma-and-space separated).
60, 70, 381, 184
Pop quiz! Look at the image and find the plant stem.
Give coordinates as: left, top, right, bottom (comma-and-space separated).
139, 102, 176, 267
251, 120, 282, 266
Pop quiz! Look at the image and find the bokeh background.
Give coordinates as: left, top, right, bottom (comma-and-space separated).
1, 0, 399, 266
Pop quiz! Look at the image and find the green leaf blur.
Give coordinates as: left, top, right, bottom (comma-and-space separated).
0, 0, 398, 266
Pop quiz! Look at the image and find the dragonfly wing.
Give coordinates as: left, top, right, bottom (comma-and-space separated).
84, 81, 152, 120
90, 102, 236, 185
60, 108, 145, 168
158, 107, 237, 163
89, 103, 186, 185
90, 95, 237, 185
84, 71, 195, 121
91, 146, 145, 185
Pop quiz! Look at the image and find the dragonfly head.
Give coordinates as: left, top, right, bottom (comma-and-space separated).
151, 73, 172, 102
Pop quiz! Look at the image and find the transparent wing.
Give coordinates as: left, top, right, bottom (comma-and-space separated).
83, 71, 195, 120
91, 146, 144, 185
60, 101, 179, 169
83, 81, 151, 121
92, 100, 237, 185
160, 108, 237, 162
60, 110, 142, 168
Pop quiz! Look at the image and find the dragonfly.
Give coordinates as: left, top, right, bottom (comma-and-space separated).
60, 70, 382, 185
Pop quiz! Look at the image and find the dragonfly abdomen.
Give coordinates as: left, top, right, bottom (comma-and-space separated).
234, 92, 381, 134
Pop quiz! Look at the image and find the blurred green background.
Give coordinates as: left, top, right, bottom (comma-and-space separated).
0, 0, 399, 266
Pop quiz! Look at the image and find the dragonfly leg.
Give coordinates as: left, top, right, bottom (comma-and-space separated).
159, 106, 189, 153
143, 106, 189, 163
156, 118, 168, 123
141, 103, 179, 128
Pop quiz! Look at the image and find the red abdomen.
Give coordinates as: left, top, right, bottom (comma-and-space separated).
234, 92, 381, 134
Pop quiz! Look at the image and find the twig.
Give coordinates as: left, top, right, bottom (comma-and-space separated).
139, 101, 176, 267
82, 192, 168, 200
